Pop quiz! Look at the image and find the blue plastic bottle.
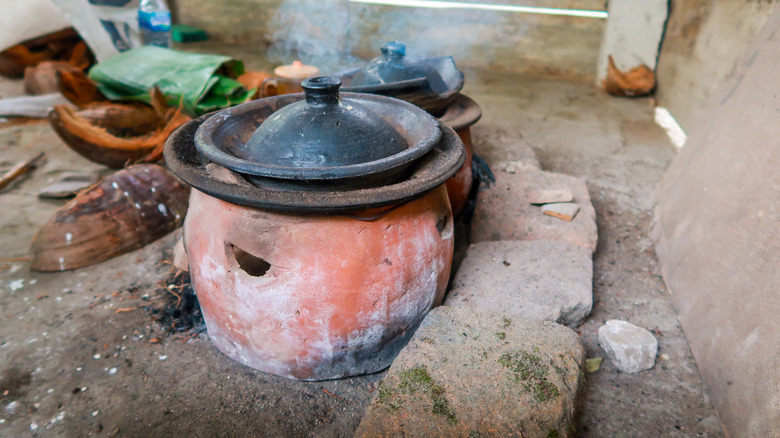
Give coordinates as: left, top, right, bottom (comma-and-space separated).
138, 0, 172, 48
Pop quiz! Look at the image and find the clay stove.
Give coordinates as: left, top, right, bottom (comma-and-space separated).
165, 78, 465, 380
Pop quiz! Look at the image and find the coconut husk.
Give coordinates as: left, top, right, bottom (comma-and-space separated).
0, 45, 51, 78
0, 28, 90, 79
76, 102, 163, 137
55, 68, 105, 107
30, 164, 190, 272
24, 61, 83, 95
49, 104, 189, 168
602, 55, 655, 97
141, 109, 190, 163
67, 42, 91, 70
237, 71, 272, 99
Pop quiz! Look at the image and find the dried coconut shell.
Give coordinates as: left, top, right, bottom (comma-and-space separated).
602, 55, 655, 97
76, 102, 163, 137
0, 45, 51, 78
49, 105, 189, 168
55, 68, 105, 107
24, 61, 83, 95
30, 164, 190, 272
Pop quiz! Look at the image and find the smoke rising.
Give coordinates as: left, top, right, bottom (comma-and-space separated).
265, 0, 557, 76
265, 0, 362, 75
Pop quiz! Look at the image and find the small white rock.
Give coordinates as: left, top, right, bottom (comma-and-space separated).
93, 354, 101, 360
597, 320, 658, 373
91, 410, 99, 417
5, 400, 21, 414
158, 355, 168, 361
107, 367, 118, 375
8, 279, 24, 292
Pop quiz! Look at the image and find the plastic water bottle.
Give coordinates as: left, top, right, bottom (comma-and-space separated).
138, 0, 172, 48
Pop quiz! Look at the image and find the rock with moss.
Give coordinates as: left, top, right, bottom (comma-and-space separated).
354, 306, 586, 437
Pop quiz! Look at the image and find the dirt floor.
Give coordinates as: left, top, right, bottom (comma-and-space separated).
0, 50, 723, 437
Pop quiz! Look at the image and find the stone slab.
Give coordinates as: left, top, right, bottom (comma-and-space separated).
446, 240, 592, 326
355, 306, 585, 438
472, 170, 597, 253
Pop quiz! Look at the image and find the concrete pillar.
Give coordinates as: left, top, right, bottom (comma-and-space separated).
596, 0, 668, 83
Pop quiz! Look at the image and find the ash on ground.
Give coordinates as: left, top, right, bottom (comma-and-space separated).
145, 270, 205, 336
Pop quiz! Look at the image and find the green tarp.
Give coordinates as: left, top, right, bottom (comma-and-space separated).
88, 46, 252, 115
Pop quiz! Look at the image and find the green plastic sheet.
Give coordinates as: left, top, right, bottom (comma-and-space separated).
88, 46, 252, 115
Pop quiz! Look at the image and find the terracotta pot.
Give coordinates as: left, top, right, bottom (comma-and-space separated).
445, 127, 474, 215
184, 185, 454, 380
439, 94, 482, 216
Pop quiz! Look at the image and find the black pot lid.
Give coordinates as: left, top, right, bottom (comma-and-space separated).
350, 41, 426, 86
165, 115, 465, 213
241, 77, 406, 168
194, 77, 441, 181
337, 42, 465, 117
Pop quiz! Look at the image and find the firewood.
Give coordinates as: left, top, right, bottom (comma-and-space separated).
0, 153, 45, 190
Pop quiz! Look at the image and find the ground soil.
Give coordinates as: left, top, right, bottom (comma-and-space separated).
0, 53, 723, 437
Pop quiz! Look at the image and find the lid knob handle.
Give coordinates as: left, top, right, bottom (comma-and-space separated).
381, 41, 406, 59
302, 76, 341, 105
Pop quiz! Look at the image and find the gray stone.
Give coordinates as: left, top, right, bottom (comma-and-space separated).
37, 181, 94, 199
37, 172, 100, 199
471, 170, 597, 253
496, 158, 541, 174
4, 400, 21, 415
355, 306, 585, 438
528, 189, 574, 205
542, 202, 581, 221
597, 320, 658, 373
445, 240, 593, 326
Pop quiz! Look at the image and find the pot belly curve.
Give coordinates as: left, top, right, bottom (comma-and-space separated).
184, 186, 454, 380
